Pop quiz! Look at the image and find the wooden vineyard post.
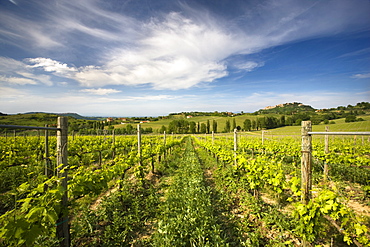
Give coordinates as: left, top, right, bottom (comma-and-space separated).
212, 131, 214, 145
324, 126, 329, 182
112, 129, 115, 159
150, 142, 155, 174
234, 128, 238, 166
163, 131, 166, 160
136, 124, 144, 182
137, 124, 142, 166
112, 129, 115, 144
56, 117, 69, 247
262, 130, 265, 145
301, 121, 312, 205
45, 124, 51, 178
301, 121, 312, 247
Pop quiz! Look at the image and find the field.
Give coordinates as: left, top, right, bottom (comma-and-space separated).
260, 115, 370, 136
1, 118, 370, 246
114, 113, 370, 134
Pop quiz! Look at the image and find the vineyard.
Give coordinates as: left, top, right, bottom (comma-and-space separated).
1, 118, 370, 246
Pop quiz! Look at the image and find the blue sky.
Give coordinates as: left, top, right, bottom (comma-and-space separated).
0, 0, 369, 117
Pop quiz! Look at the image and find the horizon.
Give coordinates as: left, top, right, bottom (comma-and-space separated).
1, 101, 368, 118
1, 0, 369, 116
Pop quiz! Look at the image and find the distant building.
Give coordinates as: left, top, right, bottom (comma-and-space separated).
186, 115, 193, 118
106, 117, 114, 122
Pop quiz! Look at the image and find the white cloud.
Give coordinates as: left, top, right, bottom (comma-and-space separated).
26, 58, 77, 74
351, 73, 370, 79
19, 12, 244, 90
0, 57, 27, 73
233, 61, 264, 72
0, 76, 37, 85
16, 72, 52, 86
80, 88, 121, 95
0, 86, 27, 99
0, 10, 63, 49
1, 0, 370, 92
127, 95, 178, 101
0, 57, 54, 86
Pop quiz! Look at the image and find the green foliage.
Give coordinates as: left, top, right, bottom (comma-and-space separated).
224, 119, 231, 132
153, 138, 226, 246
257, 102, 315, 115
0, 134, 181, 245
72, 181, 160, 246
200, 123, 207, 133
293, 189, 369, 245
196, 134, 370, 246
0, 178, 63, 246
212, 119, 218, 133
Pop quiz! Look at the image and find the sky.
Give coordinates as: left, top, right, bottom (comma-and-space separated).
0, 0, 369, 117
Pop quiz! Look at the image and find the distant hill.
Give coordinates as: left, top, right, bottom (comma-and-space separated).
257, 102, 315, 114
57, 113, 104, 121
23, 112, 104, 121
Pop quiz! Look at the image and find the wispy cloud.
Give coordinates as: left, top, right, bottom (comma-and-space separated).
79, 88, 121, 95
0, 10, 63, 49
232, 61, 265, 72
0, 86, 26, 99
337, 48, 370, 58
0, 76, 37, 85
0, 57, 53, 86
351, 73, 370, 79
9, 0, 18, 5
2, 0, 369, 91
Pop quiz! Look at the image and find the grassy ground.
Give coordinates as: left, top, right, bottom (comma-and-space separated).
255, 115, 370, 136
114, 113, 370, 135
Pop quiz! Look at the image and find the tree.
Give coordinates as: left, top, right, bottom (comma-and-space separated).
168, 119, 189, 133
206, 120, 210, 134
212, 120, 217, 133
345, 115, 357, 122
256, 117, 266, 130
126, 124, 134, 134
243, 119, 251, 131
144, 127, 153, 133
251, 120, 256, 130
311, 116, 323, 125
159, 125, 167, 133
200, 123, 207, 133
224, 119, 231, 132
189, 121, 196, 133
231, 118, 236, 130
280, 115, 286, 126
265, 116, 280, 129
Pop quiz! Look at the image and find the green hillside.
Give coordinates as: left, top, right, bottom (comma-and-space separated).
259, 115, 370, 136
1, 101, 369, 135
